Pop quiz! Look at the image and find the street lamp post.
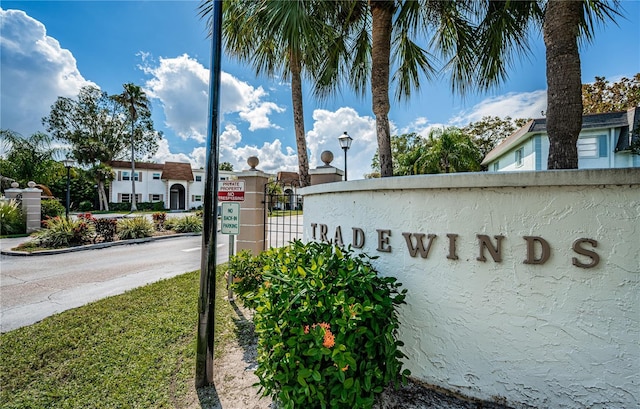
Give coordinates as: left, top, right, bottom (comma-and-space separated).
338, 131, 353, 181
62, 159, 76, 219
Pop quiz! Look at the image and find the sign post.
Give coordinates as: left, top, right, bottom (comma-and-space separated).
219, 184, 244, 301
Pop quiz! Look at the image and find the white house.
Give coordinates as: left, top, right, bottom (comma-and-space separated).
482, 107, 640, 171
108, 161, 235, 211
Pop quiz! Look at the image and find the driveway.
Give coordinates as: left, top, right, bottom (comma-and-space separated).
1, 232, 229, 333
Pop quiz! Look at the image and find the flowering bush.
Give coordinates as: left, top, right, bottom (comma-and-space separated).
76, 213, 117, 243
35, 216, 92, 248
93, 218, 118, 242
251, 240, 409, 408
152, 212, 167, 231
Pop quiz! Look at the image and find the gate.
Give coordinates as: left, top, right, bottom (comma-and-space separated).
264, 179, 303, 250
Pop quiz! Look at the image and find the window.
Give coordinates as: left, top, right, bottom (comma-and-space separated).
578, 135, 607, 158
121, 172, 140, 181
515, 148, 524, 167
192, 195, 203, 202
120, 194, 141, 203
150, 194, 162, 202
153, 173, 161, 180
492, 162, 499, 172
195, 175, 202, 182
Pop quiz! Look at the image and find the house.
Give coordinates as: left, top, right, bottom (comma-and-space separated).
108, 161, 235, 211
482, 107, 640, 172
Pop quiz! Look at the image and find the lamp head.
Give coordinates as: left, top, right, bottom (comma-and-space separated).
338, 131, 353, 150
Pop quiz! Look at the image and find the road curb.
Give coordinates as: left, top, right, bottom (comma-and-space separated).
1, 232, 202, 257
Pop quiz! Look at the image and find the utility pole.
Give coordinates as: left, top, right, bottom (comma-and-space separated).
196, 0, 222, 387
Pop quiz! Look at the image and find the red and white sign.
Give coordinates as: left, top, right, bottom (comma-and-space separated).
217, 180, 245, 202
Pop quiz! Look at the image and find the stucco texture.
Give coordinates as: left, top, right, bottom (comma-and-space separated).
301, 169, 639, 408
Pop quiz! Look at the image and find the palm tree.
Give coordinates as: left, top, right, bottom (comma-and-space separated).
199, 1, 338, 187
416, 127, 482, 174
316, 1, 541, 177
0, 130, 61, 187
543, 0, 621, 169
114, 83, 151, 211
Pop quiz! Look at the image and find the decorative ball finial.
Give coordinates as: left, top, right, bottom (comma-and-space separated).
247, 156, 259, 170
11, 182, 19, 188
320, 150, 334, 166
27, 181, 36, 188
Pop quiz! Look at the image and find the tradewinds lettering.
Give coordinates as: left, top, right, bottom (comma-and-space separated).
310, 223, 600, 268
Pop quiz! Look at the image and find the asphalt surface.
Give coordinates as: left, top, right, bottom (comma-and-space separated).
1, 225, 229, 333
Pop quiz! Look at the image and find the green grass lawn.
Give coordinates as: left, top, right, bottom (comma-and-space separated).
0, 266, 237, 409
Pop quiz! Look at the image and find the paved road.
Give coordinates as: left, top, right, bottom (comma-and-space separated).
0, 233, 231, 332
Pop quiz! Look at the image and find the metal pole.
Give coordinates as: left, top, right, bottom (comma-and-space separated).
65, 166, 71, 219
228, 235, 235, 301
343, 148, 348, 181
196, 0, 222, 388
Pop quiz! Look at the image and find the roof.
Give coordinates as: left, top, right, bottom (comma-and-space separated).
161, 162, 194, 181
107, 160, 164, 170
482, 107, 640, 165
277, 171, 300, 186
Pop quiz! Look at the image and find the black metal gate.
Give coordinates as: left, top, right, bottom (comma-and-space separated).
264, 179, 303, 250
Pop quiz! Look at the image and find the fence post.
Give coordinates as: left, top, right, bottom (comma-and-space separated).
309, 151, 344, 185
22, 182, 43, 233
235, 157, 269, 255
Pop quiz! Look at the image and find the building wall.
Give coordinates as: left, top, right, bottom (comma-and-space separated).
300, 169, 640, 408
487, 128, 639, 172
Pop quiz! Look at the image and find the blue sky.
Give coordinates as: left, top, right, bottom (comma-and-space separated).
1, 1, 639, 179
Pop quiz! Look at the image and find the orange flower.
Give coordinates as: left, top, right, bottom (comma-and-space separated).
323, 330, 335, 348
341, 365, 349, 372
304, 325, 310, 334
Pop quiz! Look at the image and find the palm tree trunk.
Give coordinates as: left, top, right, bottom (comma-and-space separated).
290, 52, 310, 187
544, 0, 583, 169
370, 1, 394, 177
98, 180, 109, 211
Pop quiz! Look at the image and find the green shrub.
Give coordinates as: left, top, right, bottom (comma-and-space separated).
251, 240, 409, 409
35, 217, 93, 248
107, 202, 166, 212
170, 214, 203, 233
79, 200, 93, 212
229, 250, 266, 309
0, 199, 25, 235
117, 217, 154, 239
40, 198, 65, 220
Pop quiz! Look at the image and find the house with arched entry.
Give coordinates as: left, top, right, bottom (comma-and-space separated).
108, 161, 234, 211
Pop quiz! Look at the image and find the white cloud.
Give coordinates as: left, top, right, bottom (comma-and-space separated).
141, 54, 285, 143
151, 138, 192, 164
0, 8, 95, 136
449, 90, 547, 126
306, 107, 378, 180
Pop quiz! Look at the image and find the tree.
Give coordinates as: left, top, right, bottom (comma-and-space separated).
200, 1, 339, 187
113, 83, 153, 212
0, 130, 61, 188
543, 0, 621, 169
462, 116, 530, 161
316, 1, 541, 178
582, 73, 640, 114
43, 85, 160, 210
371, 132, 430, 176
416, 127, 482, 174
219, 162, 233, 171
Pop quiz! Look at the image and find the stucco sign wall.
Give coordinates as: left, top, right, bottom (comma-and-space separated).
300, 169, 639, 408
